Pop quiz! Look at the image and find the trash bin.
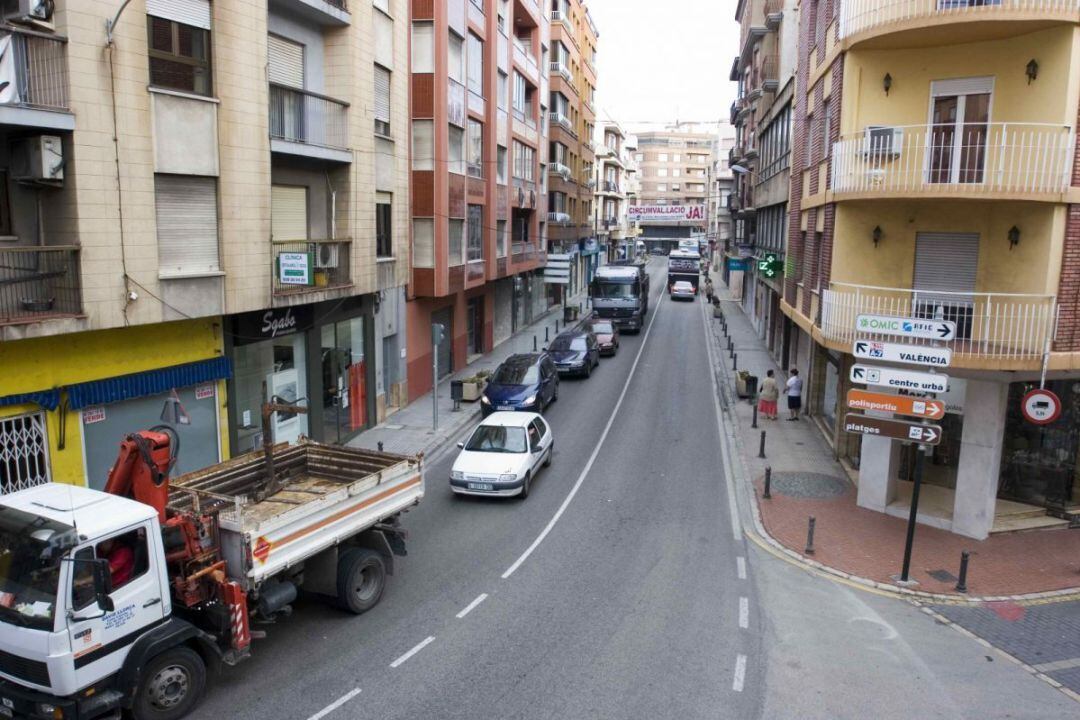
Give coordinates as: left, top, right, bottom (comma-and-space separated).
745, 374, 759, 400
564, 305, 577, 324
450, 380, 464, 402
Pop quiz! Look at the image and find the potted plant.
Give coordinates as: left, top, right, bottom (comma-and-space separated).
736, 370, 751, 398
460, 372, 489, 402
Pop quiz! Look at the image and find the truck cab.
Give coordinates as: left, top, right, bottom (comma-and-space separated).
590, 266, 646, 332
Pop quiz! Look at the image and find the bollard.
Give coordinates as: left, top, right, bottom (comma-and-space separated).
556, 319, 560, 333
955, 551, 970, 593
733, 353, 738, 372
533, 335, 537, 351
764, 466, 772, 499
805, 516, 816, 555
378, 441, 384, 452
752, 403, 759, 429
545, 326, 550, 342
758, 429, 766, 458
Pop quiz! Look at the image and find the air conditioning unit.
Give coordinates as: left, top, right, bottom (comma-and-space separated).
5, 0, 55, 30
863, 126, 903, 157
314, 243, 339, 269
11, 135, 63, 183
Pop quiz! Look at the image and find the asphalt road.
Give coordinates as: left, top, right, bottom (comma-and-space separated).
193, 258, 1076, 720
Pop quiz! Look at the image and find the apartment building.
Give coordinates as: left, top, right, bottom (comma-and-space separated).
783, 0, 1080, 538
593, 122, 636, 262
729, 0, 797, 360
545, 0, 598, 301
0, 0, 411, 490
633, 127, 716, 252
710, 132, 735, 257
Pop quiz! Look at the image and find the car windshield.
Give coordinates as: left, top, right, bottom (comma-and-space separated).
593, 281, 636, 298
0, 507, 77, 631
590, 322, 614, 334
550, 336, 587, 352
491, 363, 539, 385
465, 425, 528, 453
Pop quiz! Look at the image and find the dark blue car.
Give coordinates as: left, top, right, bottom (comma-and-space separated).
547, 331, 600, 378
481, 353, 559, 416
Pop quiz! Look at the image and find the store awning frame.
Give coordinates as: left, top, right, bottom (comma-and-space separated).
67, 356, 232, 410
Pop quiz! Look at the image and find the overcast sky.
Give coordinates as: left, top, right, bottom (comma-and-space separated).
587, 0, 741, 134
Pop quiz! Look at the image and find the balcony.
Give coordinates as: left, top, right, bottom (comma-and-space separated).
269, 84, 351, 163
512, 36, 538, 81
547, 211, 572, 224
820, 282, 1057, 368
839, 0, 1080, 46
760, 55, 779, 93
597, 180, 622, 195
270, 0, 350, 26
831, 123, 1075, 201
549, 61, 573, 85
550, 10, 573, 32
549, 111, 577, 138
765, 0, 784, 28
271, 239, 352, 296
548, 161, 572, 179
0, 30, 72, 131
0, 246, 82, 326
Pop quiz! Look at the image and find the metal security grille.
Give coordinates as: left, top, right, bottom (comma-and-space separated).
0, 412, 50, 494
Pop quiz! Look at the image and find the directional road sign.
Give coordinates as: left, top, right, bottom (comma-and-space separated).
1021, 388, 1062, 425
846, 389, 945, 420
843, 413, 942, 446
852, 340, 951, 368
856, 314, 956, 341
850, 364, 948, 394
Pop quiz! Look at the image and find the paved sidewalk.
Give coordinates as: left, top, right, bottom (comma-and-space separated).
349, 291, 590, 459
707, 268, 1080, 599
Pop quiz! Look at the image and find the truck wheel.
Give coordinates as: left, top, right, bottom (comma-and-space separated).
337, 547, 387, 614
132, 646, 206, 720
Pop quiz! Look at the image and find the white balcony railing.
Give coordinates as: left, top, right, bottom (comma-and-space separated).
549, 111, 576, 136
548, 161, 572, 178
547, 211, 572, 224
0, 30, 69, 111
840, 0, 1080, 40
549, 61, 573, 84
821, 282, 1057, 362
831, 123, 1075, 197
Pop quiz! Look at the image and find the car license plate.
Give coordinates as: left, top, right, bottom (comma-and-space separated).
498, 405, 513, 411
468, 482, 494, 491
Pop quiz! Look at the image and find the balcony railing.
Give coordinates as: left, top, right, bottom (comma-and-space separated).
764, 0, 784, 24
0, 30, 69, 111
759, 55, 779, 92
549, 111, 576, 136
821, 282, 1057, 362
840, 0, 1080, 40
832, 123, 1075, 197
547, 211, 572, 224
549, 61, 573, 84
0, 246, 82, 324
600, 180, 619, 193
550, 10, 573, 31
269, 83, 349, 150
271, 239, 352, 294
548, 161, 572, 178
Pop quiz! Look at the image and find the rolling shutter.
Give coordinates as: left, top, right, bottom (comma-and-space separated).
374, 9, 394, 69
374, 65, 391, 123
146, 0, 211, 30
913, 232, 978, 303
155, 175, 219, 275
268, 35, 305, 89
271, 185, 308, 241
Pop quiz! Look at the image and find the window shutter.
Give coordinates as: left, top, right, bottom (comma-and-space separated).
413, 218, 434, 268
913, 232, 979, 302
411, 23, 434, 74
268, 35, 305, 89
374, 10, 394, 69
146, 0, 211, 29
375, 137, 395, 191
271, 185, 309, 241
374, 66, 391, 123
155, 175, 219, 275
412, 120, 433, 170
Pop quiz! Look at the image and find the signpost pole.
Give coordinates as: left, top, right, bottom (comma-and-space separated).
899, 448, 925, 583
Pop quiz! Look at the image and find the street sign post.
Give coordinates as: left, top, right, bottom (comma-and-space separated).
843, 414, 942, 445
852, 340, 951, 368
856, 314, 956, 341
1021, 388, 1062, 425
850, 364, 948, 393
846, 389, 945, 420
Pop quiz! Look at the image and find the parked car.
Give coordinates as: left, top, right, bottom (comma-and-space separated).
481, 353, 558, 416
587, 319, 620, 356
450, 412, 553, 498
670, 280, 696, 301
547, 330, 600, 377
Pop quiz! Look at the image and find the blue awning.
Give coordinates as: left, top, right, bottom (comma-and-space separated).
67, 356, 232, 410
0, 389, 61, 411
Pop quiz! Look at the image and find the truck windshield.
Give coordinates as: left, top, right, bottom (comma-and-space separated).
0, 508, 76, 632
593, 282, 637, 299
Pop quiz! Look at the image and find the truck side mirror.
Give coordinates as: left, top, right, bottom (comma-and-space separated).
92, 559, 115, 613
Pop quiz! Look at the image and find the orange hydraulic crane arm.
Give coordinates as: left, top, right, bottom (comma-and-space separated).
102, 427, 177, 522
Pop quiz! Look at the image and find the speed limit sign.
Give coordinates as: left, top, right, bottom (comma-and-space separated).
1021, 388, 1062, 425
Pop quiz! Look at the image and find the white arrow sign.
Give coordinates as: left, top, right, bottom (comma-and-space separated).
852, 340, 951, 368
850, 364, 948, 393
856, 314, 956, 341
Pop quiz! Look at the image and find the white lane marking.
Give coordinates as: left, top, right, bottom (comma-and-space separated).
501, 292, 665, 580
456, 593, 488, 619
700, 298, 743, 542
739, 597, 749, 629
306, 688, 361, 720
733, 654, 747, 692
736, 556, 747, 580
390, 636, 436, 668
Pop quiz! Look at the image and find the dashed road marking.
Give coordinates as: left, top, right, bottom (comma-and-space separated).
306, 688, 361, 720
456, 593, 489, 619
739, 597, 749, 629
733, 654, 747, 692
390, 636, 436, 668
737, 556, 747, 580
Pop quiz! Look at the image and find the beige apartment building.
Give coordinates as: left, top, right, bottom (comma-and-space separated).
0, 0, 411, 490
633, 126, 717, 252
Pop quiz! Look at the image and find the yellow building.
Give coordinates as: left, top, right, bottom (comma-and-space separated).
783, 1, 1080, 538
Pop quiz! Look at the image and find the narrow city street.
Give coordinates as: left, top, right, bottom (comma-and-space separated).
191, 261, 1075, 720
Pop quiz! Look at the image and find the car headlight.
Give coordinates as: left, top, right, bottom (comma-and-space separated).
524, 394, 536, 405
37, 704, 58, 717
481, 395, 491, 405
498, 473, 518, 483
451, 470, 464, 481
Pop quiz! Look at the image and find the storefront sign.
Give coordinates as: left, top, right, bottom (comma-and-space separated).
1021, 388, 1062, 425
195, 384, 215, 401
847, 389, 945, 420
82, 407, 106, 424
234, 305, 314, 343
843, 413, 942, 445
278, 252, 312, 286
727, 257, 746, 271
627, 205, 706, 223
856, 314, 956, 341
853, 340, 952, 368
756, 253, 783, 279
850, 364, 948, 394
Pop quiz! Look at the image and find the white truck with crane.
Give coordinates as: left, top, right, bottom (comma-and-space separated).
0, 422, 423, 720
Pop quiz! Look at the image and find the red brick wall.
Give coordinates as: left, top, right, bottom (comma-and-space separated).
1053, 93, 1080, 351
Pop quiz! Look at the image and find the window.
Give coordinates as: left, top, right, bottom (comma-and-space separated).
376, 193, 392, 258
657, 183, 667, 192
804, 112, 815, 167
0, 412, 49, 493
73, 528, 151, 610
448, 32, 464, 84
155, 174, 220, 275
635, 153, 644, 162
497, 70, 508, 109
147, 16, 211, 95
467, 205, 483, 262
673, 154, 681, 162
497, 145, 507, 184
467, 32, 483, 95
672, 184, 680, 192
374, 8, 393, 68
412, 22, 434, 73
374, 65, 391, 136
512, 72, 527, 115
497, 220, 508, 257
672, 168, 681, 178
822, 99, 832, 158
413, 218, 434, 267
268, 34, 304, 88
449, 125, 465, 174
412, 121, 433, 170
448, 219, 465, 265
657, 168, 668, 177
658, 153, 668, 162
513, 141, 535, 181
467, 119, 483, 177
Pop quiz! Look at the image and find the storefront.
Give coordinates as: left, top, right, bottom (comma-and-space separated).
999, 379, 1080, 509
225, 296, 377, 452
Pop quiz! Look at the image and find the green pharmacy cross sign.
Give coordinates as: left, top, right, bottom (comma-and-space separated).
756, 253, 783, 279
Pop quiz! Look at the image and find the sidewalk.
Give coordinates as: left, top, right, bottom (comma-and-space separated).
349, 291, 590, 459
707, 269, 1080, 600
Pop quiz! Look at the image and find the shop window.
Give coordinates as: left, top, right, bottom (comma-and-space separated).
1000, 380, 1080, 508
233, 334, 309, 453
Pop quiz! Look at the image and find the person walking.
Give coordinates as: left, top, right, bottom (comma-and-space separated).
758, 369, 780, 421
784, 368, 803, 421
704, 277, 714, 304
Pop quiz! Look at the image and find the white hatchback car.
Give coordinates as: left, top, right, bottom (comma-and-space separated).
449, 412, 553, 498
